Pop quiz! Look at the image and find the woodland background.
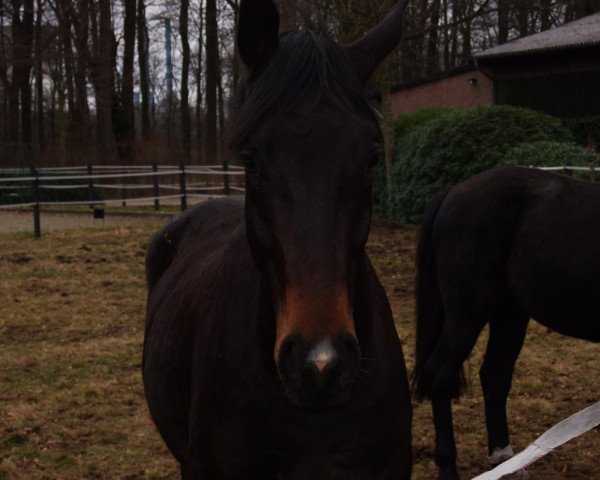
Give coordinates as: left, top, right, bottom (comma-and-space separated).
1, 0, 600, 167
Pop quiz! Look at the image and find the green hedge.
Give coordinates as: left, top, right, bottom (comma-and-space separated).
0, 174, 104, 206
394, 107, 456, 139
505, 141, 599, 167
563, 116, 600, 149
374, 107, 457, 217
386, 106, 573, 223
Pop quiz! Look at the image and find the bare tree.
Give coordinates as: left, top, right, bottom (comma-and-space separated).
205, 0, 218, 163
92, 0, 115, 160
120, 0, 136, 160
137, 0, 151, 140
180, 0, 191, 162
195, 0, 204, 161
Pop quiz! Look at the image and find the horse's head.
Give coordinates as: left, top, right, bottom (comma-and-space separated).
231, 0, 407, 410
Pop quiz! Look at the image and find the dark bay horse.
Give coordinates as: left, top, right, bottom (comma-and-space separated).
412, 165, 600, 480
143, 1, 412, 478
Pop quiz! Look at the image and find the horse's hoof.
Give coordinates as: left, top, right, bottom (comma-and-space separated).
503, 470, 530, 480
488, 445, 530, 480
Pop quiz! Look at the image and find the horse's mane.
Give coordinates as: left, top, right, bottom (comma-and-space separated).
228, 30, 377, 150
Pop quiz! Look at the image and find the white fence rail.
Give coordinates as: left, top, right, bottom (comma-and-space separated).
0, 164, 245, 237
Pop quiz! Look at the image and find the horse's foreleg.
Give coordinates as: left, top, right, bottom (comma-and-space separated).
480, 311, 529, 472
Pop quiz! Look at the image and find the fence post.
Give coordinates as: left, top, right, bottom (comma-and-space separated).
152, 163, 160, 211
87, 163, 94, 206
32, 170, 41, 238
179, 165, 187, 211
222, 159, 230, 195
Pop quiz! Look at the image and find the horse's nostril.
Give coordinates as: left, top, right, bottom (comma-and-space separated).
277, 333, 360, 408
279, 335, 296, 361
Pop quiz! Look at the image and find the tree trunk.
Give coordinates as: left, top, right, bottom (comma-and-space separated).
96, 0, 114, 160
498, 0, 510, 44
137, 0, 151, 140
56, 0, 75, 142
450, 0, 460, 67
225, 0, 240, 87
20, 0, 34, 145
120, 0, 135, 160
218, 64, 225, 157
539, 0, 551, 30
180, 0, 191, 163
514, 0, 529, 37
460, 0, 473, 59
375, 59, 395, 218
442, 0, 449, 70
196, 0, 204, 162
165, 18, 173, 148
378, 63, 395, 216
8, 0, 33, 144
205, 0, 218, 163
426, 0, 441, 74
34, 0, 43, 148
73, 0, 90, 155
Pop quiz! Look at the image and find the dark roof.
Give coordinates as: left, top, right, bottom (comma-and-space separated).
475, 12, 600, 59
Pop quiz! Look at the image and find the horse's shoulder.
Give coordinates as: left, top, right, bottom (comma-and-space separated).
145, 197, 245, 292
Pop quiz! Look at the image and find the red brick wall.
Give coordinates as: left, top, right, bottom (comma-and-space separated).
391, 70, 494, 116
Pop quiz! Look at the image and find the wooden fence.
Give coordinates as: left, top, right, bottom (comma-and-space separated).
1, 164, 598, 238
0, 164, 244, 237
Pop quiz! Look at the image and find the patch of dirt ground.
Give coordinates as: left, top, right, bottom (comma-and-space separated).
0, 210, 170, 234
0, 219, 598, 479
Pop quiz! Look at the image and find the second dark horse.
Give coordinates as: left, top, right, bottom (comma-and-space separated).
413, 166, 600, 480
143, 1, 412, 478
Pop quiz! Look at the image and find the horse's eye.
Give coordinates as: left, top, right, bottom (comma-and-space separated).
241, 151, 257, 172
369, 145, 383, 169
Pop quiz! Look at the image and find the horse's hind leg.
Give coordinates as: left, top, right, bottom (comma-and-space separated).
431, 393, 459, 480
480, 302, 529, 475
427, 306, 486, 480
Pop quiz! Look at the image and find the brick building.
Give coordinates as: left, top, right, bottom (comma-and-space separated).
391, 12, 600, 118
390, 66, 493, 116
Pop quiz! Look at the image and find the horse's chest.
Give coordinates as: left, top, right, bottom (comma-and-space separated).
207, 394, 406, 480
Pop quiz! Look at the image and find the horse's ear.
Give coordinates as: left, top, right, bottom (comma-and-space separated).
343, 0, 409, 85
237, 0, 280, 72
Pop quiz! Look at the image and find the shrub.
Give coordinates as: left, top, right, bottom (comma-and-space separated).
388, 106, 572, 223
563, 116, 600, 150
394, 107, 456, 140
0, 172, 104, 206
374, 107, 457, 217
504, 141, 599, 180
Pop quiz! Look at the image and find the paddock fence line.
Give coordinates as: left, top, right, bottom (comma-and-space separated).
0, 164, 245, 238
1, 164, 598, 238
537, 165, 599, 178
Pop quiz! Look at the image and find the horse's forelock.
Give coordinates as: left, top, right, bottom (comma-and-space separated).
228, 30, 377, 151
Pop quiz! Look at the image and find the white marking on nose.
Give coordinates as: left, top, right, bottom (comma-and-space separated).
307, 339, 336, 373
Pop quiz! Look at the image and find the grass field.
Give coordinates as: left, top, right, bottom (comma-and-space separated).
0, 220, 598, 479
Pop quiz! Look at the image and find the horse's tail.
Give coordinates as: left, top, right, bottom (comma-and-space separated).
411, 188, 466, 401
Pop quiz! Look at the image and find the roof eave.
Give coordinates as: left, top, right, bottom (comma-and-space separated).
475, 41, 600, 61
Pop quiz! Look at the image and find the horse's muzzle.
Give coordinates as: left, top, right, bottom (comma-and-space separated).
276, 332, 360, 410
